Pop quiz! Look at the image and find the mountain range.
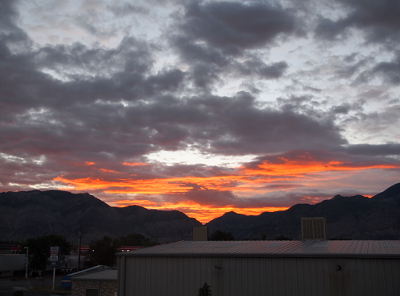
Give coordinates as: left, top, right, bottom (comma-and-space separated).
0, 190, 200, 244
1, 183, 400, 244
207, 182, 400, 240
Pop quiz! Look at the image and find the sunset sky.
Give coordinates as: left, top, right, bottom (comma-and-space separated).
1, 0, 400, 223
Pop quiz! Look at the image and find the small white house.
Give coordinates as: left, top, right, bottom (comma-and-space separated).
70, 266, 117, 296
117, 240, 400, 296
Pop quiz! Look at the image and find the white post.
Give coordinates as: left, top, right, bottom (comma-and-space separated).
24, 247, 29, 279
52, 267, 56, 291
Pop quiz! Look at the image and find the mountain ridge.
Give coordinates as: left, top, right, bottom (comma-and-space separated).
1, 183, 400, 243
205, 183, 400, 240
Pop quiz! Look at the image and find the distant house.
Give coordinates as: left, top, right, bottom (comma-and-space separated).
117, 240, 400, 296
70, 266, 117, 296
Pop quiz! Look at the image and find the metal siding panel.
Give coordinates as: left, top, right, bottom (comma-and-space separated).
264, 258, 275, 295
194, 258, 203, 292
355, 258, 368, 296
312, 259, 324, 296
139, 257, 148, 296
144, 258, 152, 295
223, 258, 231, 296
232, 258, 240, 296
271, 258, 282, 295
151, 257, 162, 295
242, 258, 250, 296
370, 259, 381, 296
258, 257, 268, 295
157, 258, 171, 293
390, 259, 400, 295
296, 258, 306, 296
386, 259, 396, 295
117, 256, 125, 296
321, 259, 332, 296
183, 258, 190, 296
125, 257, 134, 295
251, 258, 262, 296
292, 258, 302, 296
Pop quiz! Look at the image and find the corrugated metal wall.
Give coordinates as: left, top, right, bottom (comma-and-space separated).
118, 256, 400, 296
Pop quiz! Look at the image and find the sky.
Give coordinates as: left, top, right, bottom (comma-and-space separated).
1, 0, 400, 224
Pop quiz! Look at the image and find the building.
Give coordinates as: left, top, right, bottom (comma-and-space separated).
69, 266, 117, 296
117, 240, 400, 296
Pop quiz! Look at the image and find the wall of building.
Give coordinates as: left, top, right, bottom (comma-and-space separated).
72, 281, 117, 296
118, 256, 400, 296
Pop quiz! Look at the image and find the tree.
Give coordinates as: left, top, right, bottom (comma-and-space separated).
89, 236, 119, 266
21, 235, 72, 272
198, 282, 211, 296
209, 230, 235, 241
119, 233, 156, 247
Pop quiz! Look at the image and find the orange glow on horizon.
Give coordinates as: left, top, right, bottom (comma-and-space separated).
112, 199, 289, 223
53, 156, 400, 223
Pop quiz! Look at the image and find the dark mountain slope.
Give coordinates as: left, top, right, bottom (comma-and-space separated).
0, 190, 201, 243
206, 183, 400, 240
2, 183, 400, 243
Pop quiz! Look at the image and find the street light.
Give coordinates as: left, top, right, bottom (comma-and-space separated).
78, 226, 82, 271
24, 247, 28, 279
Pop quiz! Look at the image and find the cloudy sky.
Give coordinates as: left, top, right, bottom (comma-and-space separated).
1, 0, 400, 223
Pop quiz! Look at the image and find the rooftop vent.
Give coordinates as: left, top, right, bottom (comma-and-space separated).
301, 217, 327, 240
193, 226, 208, 241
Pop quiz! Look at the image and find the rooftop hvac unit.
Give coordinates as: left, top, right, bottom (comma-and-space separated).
193, 226, 208, 241
301, 217, 327, 240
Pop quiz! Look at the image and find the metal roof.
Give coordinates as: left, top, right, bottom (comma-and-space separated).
117, 240, 400, 259
71, 269, 118, 281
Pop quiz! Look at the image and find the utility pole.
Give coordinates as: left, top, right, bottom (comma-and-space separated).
24, 247, 29, 279
77, 225, 82, 271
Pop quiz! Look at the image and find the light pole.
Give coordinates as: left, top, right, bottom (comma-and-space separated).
24, 247, 28, 279
78, 226, 82, 271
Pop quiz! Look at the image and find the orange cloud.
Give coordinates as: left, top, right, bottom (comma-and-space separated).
122, 162, 148, 166
54, 153, 400, 223
243, 158, 400, 177
100, 168, 121, 174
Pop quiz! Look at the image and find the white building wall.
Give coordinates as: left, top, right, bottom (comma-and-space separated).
118, 256, 400, 296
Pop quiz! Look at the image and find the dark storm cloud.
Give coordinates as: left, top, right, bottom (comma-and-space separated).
338, 144, 400, 156
370, 53, 400, 85
236, 59, 288, 79
315, 0, 400, 46
0, 0, 30, 47
179, 1, 296, 50
185, 92, 346, 155
168, 1, 298, 89
335, 54, 371, 79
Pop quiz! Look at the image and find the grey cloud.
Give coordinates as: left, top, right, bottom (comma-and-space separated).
337, 144, 400, 156
335, 55, 371, 79
171, 35, 231, 66
354, 54, 400, 85
185, 92, 347, 155
370, 54, 400, 85
108, 3, 149, 16
236, 60, 288, 79
331, 104, 352, 114
169, 1, 296, 89
178, 1, 296, 50
315, 0, 400, 46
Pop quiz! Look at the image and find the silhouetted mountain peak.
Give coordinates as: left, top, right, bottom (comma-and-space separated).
373, 183, 400, 201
